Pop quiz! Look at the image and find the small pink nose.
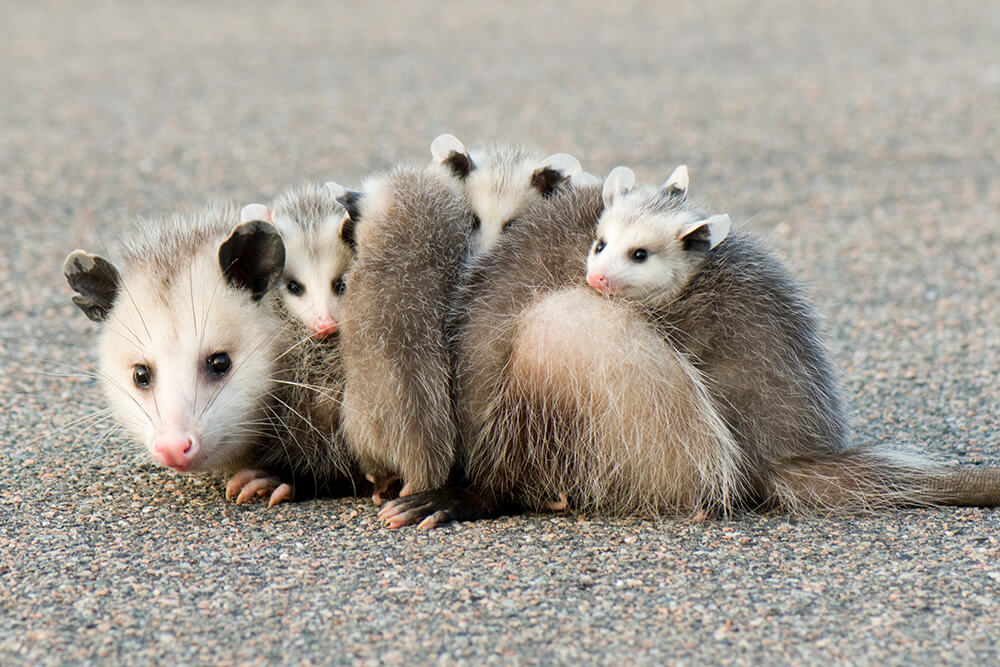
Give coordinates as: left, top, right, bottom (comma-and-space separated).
152, 430, 200, 471
312, 316, 339, 339
587, 272, 609, 291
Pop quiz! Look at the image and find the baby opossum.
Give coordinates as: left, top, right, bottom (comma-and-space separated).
64, 204, 362, 505
380, 169, 1000, 527
429, 133, 593, 257
240, 182, 354, 339
335, 165, 473, 502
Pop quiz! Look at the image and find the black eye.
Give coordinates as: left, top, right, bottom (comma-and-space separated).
593, 239, 606, 254
471, 215, 481, 231
630, 249, 649, 262
287, 280, 304, 296
133, 364, 152, 388
207, 352, 231, 377
502, 218, 515, 231
332, 277, 346, 295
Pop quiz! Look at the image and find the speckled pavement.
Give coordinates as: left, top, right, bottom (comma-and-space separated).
2, 2, 999, 664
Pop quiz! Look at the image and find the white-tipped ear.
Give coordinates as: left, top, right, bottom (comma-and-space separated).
602, 166, 635, 208
570, 170, 602, 188
430, 134, 468, 163
324, 181, 348, 199
240, 203, 271, 224
537, 153, 582, 177
681, 214, 731, 252
662, 164, 689, 199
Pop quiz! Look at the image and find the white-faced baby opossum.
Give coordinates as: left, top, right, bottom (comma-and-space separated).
380, 168, 1000, 528
429, 133, 594, 257
240, 182, 354, 339
334, 165, 473, 503
64, 204, 363, 505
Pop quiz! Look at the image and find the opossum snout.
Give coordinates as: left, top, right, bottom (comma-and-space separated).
152, 429, 201, 472
586, 272, 609, 292
311, 315, 339, 339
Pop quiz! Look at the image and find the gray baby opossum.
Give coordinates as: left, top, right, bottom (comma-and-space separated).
64, 204, 362, 504
241, 182, 355, 339
334, 164, 473, 502
381, 168, 1000, 527
429, 134, 594, 257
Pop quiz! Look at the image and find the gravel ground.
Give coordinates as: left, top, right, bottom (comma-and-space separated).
3, 1, 999, 664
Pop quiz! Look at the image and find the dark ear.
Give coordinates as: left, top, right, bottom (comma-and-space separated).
64, 250, 121, 322
325, 181, 363, 225
218, 221, 285, 301
530, 153, 581, 198
681, 214, 731, 253
338, 213, 357, 251
430, 134, 474, 180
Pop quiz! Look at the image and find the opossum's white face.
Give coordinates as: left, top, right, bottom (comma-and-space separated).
96, 249, 285, 473
272, 211, 352, 339
464, 155, 548, 256
587, 166, 730, 308
429, 134, 583, 257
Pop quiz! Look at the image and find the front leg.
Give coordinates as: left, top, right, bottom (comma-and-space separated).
377, 487, 513, 529
225, 468, 293, 507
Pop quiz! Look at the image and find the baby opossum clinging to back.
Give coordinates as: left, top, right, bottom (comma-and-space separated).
334, 164, 473, 504
429, 133, 597, 257
240, 182, 355, 339
64, 204, 362, 505
381, 166, 1000, 528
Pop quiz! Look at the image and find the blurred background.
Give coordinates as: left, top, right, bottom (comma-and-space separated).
2, 1, 998, 663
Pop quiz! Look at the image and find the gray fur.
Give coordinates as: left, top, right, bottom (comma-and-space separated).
339, 166, 473, 493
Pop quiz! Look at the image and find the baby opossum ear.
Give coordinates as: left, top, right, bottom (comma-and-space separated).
660, 164, 689, 200
570, 170, 602, 188
218, 221, 286, 301
325, 181, 363, 223
681, 214, 731, 253
63, 250, 121, 322
602, 166, 636, 209
239, 203, 272, 224
531, 153, 581, 198
430, 134, 474, 180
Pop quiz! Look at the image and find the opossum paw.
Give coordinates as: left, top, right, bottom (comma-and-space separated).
365, 473, 400, 506
377, 487, 499, 529
225, 468, 293, 506
544, 493, 569, 511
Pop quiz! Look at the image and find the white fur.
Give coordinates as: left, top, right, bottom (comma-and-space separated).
98, 246, 283, 472
602, 166, 635, 208
587, 178, 731, 308
267, 185, 354, 337
430, 135, 591, 257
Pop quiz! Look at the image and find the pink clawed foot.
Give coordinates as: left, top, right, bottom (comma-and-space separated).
366, 473, 399, 506
225, 468, 293, 507
545, 492, 569, 511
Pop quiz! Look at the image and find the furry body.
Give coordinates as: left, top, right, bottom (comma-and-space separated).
65, 204, 361, 500
338, 166, 473, 494
383, 182, 1000, 527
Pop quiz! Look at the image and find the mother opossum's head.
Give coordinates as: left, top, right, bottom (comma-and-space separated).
64, 215, 287, 473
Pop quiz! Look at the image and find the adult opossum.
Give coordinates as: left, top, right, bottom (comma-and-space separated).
381, 168, 1000, 527
64, 204, 363, 505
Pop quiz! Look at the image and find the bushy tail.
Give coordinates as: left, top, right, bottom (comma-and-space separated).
764, 448, 1000, 514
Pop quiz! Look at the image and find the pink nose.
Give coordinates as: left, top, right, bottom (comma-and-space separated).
152, 430, 200, 471
312, 316, 339, 339
587, 272, 609, 291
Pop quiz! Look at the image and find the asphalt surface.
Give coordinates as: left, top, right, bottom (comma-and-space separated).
3, 1, 999, 664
